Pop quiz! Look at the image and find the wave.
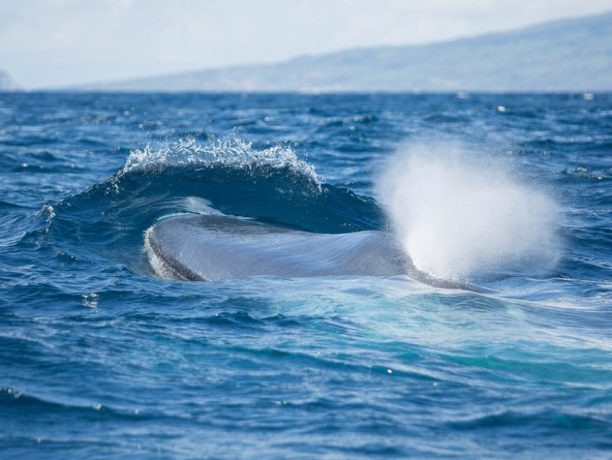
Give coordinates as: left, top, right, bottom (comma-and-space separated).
121, 137, 320, 181
45, 138, 383, 269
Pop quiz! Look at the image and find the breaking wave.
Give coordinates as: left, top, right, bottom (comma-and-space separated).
45, 138, 383, 270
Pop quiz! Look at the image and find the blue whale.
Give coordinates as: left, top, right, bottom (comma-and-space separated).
145, 214, 408, 281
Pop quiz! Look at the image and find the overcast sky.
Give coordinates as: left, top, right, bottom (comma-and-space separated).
1, 0, 610, 88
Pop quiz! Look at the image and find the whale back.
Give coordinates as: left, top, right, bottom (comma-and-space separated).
146, 215, 407, 281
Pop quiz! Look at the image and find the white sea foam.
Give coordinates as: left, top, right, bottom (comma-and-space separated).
377, 141, 560, 282
122, 137, 319, 184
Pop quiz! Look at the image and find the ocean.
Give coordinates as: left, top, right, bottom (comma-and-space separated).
0, 92, 610, 458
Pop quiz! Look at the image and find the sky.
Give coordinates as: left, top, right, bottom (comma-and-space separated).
1, 0, 611, 89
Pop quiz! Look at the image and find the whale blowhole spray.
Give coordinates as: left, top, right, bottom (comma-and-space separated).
377, 141, 561, 282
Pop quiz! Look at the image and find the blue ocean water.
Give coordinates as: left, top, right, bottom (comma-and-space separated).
0, 92, 610, 458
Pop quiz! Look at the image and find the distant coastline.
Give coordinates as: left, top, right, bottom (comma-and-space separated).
68, 11, 612, 93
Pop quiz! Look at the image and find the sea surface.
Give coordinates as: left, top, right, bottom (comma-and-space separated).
0, 92, 610, 458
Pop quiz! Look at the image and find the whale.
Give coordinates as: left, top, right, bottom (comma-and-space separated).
145, 214, 408, 281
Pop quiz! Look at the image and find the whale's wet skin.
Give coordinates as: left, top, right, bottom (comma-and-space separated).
146, 215, 408, 280
1, 93, 611, 458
